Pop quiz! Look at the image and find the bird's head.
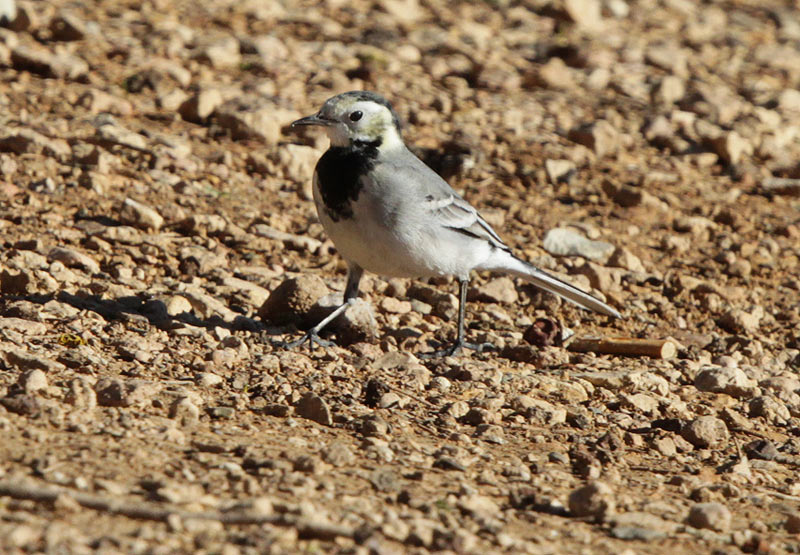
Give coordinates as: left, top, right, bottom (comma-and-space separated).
292, 91, 403, 150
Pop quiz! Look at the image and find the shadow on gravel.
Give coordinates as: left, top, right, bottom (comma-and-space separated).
5, 291, 265, 333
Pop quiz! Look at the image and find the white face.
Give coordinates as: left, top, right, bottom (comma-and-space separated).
319, 99, 401, 148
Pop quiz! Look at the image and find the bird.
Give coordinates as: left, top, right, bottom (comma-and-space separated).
283, 90, 621, 356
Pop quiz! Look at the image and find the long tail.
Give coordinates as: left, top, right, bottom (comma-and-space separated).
490, 254, 622, 319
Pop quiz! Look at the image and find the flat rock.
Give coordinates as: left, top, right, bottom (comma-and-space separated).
3, 348, 66, 372
543, 228, 615, 262
694, 366, 759, 399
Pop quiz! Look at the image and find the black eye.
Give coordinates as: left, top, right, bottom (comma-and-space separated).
349, 110, 363, 122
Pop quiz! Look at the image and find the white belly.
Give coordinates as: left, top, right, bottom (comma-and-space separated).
314, 182, 490, 279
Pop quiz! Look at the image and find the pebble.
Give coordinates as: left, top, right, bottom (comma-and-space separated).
258, 275, 329, 326
786, 513, 800, 534
295, 392, 333, 426
4, 348, 66, 373
568, 481, 616, 521
120, 198, 164, 231
719, 306, 763, 335
179, 88, 223, 123
18, 369, 47, 394
321, 441, 355, 466
469, 276, 518, 304
687, 502, 731, 532
544, 159, 576, 184
48, 247, 100, 274
542, 228, 615, 262
681, 416, 729, 449
380, 296, 412, 314
694, 366, 759, 399
65, 378, 97, 410
568, 120, 619, 158
169, 397, 200, 426
94, 378, 161, 408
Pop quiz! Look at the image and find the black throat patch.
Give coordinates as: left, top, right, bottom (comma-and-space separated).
315, 139, 380, 222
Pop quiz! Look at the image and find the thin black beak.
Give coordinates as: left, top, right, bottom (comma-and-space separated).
291, 114, 330, 127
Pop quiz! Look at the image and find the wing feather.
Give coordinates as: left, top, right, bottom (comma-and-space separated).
423, 193, 510, 252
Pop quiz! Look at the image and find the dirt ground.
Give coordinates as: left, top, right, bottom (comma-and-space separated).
1, 0, 800, 553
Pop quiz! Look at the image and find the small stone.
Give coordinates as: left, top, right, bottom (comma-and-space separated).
0, 317, 46, 335
4, 348, 66, 373
542, 228, 615, 262
654, 75, 686, 105
544, 159, 576, 184
311, 295, 378, 345
77, 89, 133, 116
694, 366, 759, 399
380, 296, 412, 314
120, 198, 164, 230
568, 120, 619, 158
458, 494, 500, 518
620, 393, 659, 415
563, 0, 603, 30
11, 45, 88, 80
208, 406, 235, 419
169, 397, 200, 426
165, 295, 193, 316
48, 247, 100, 274
196, 36, 241, 68
786, 513, 800, 534
94, 378, 161, 408
711, 131, 752, 165
179, 88, 224, 123
65, 378, 97, 410
322, 441, 355, 466
295, 392, 332, 426
259, 275, 329, 327
681, 416, 729, 449
0, 394, 40, 416
607, 247, 646, 273
748, 396, 790, 425
653, 436, 677, 457
568, 481, 615, 521
18, 369, 47, 394
214, 99, 298, 144
359, 414, 389, 437
0, 0, 17, 26
469, 276, 518, 304
687, 502, 731, 532
49, 13, 86, 41
571, 260, 622, 293
719, 306, 763, 335
526, 58, 576, 90
197, 372, 224, 387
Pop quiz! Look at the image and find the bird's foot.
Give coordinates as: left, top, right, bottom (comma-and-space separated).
273, 330, 336, 350
419, 340, 495, 359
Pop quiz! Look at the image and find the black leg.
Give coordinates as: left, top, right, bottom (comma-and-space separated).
420, 278, 495, 358
277, 265, 363, 349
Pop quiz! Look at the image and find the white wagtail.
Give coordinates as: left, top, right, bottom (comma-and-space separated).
284, 91, 621, 356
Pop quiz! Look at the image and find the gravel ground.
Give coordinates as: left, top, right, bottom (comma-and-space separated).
1, 0, 800, 553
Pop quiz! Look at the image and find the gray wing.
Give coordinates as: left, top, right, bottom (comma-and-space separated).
422, 192, 511, 252
375, 146, 511, 251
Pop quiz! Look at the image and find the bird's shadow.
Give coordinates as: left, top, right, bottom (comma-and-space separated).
2, 290, 265, 334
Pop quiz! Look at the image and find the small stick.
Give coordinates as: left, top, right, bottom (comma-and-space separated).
567, 337, 677, 359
